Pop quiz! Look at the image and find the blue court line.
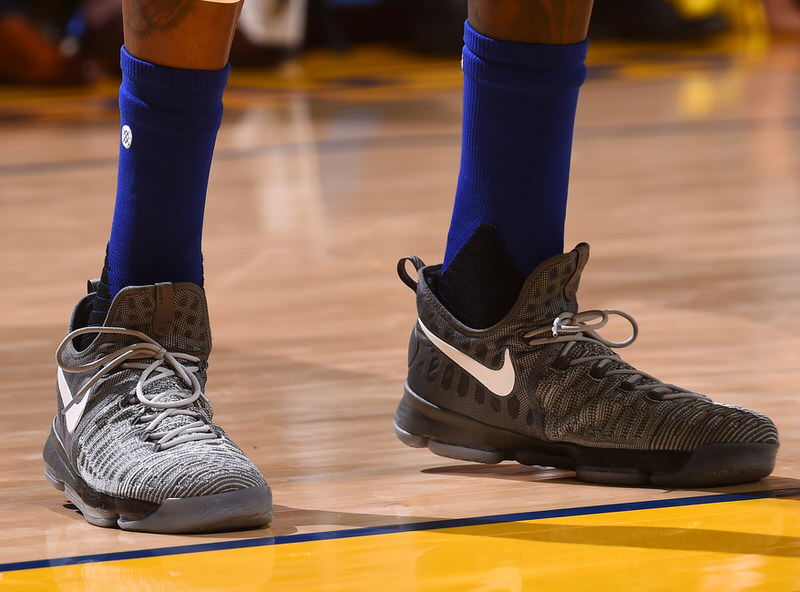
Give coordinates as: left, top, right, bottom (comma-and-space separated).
2, 487, 796, 574
1, 115, 799, 179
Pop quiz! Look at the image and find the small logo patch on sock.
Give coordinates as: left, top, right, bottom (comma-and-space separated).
121, 125, 133, 149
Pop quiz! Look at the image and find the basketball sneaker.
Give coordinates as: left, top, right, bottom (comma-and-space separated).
394, 243, 779, 487
43, 281, 272, 533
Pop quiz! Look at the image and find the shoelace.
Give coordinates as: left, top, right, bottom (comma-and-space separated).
523, 309, 708, 401
56, 326, 219, 451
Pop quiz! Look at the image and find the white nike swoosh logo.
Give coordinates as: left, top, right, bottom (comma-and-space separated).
417, 319, 516, 396
58, 368, 90, 433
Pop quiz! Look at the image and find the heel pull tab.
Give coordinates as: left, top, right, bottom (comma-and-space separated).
86, 278, 101, 295
153, 283, 174, 338
397, 256, 426, 291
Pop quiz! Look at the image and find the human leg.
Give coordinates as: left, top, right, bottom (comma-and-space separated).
43, 0, 273, 533
92, 0, 245, 324
394, 0, 778, 487
439, 0, 591, 330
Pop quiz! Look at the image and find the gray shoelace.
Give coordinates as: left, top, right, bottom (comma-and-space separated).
56, 326, 219, 451
524, 309, 708, 401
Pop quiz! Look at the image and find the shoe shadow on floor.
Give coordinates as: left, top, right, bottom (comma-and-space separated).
189, 479, 800, 559
423, 463, 576, 482
266, 505, 443, 538
423, 464, 800, 496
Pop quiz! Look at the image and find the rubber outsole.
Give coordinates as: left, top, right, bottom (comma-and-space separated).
394, 384, 778, 488
43, 428, 273, 533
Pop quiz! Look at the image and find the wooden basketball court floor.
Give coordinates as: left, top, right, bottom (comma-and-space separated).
1, 35, 799, 590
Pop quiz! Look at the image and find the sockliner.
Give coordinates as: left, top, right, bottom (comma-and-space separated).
438, 224, 526, 329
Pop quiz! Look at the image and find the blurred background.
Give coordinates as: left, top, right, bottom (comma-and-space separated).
1, 0, 799, 85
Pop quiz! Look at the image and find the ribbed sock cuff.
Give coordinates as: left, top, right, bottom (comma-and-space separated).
120, 46, 230, 111
463, 21, 588, 91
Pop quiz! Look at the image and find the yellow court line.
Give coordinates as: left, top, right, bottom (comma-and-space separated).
2, 497, 798, 592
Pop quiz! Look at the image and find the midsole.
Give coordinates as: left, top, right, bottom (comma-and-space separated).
396, 383, 697, 473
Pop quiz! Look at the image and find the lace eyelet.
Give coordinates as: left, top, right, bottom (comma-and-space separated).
118, 395, 136, 410
589, 365, 607, 380
551, 357, 570, 371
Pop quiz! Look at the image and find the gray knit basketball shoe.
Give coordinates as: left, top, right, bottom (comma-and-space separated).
43, 281, 272, 533
395, 243, 779, 487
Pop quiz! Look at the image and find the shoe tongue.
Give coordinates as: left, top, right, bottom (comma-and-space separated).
509, 243, 590, 329
104, 282, 211, 356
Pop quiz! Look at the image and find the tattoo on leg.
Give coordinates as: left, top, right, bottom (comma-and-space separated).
126, 0, 195, 37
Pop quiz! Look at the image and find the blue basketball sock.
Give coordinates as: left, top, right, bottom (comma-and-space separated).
105, 47, 229, 300
439, 23, 588, 328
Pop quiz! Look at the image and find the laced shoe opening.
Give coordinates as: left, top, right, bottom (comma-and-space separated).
57, 325, 220, 452
524, 309, 708, 402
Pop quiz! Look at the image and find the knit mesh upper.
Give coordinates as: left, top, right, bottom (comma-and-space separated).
408, 244, 778, 452
57, 283, 266, 504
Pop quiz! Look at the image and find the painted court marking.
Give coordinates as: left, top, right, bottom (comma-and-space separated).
2, 487, 797, 574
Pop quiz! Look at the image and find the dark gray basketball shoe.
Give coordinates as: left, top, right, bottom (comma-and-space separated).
394, 243, 779, 487
43, 281, 272, 533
